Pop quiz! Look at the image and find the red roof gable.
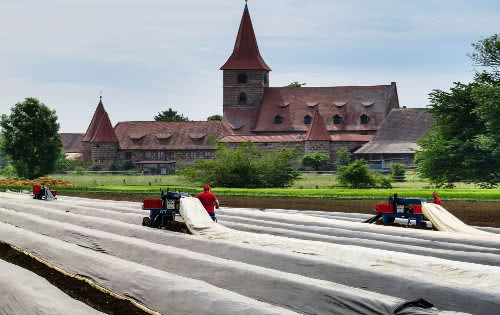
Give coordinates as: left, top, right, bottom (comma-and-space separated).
114, 121, 225, 150
305, 110, 330, 141
252, 85, 399, 133
82, 99, 119, 143
220, 4, 271, 71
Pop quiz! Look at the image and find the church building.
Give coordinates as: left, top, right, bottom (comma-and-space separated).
62, 3, 415, 173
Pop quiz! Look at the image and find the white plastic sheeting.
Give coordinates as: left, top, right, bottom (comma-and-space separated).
0, 192, 489, 314
0, 259, 104, 315
421, 202, 495, 236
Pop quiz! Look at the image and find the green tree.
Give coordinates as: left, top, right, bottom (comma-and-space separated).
154, 108, 189, 122
337, 160, 375, 188
181, 142, 301, 188
302, 152, 330, 171
54, 152, 71, 173
207, 115, 223, 121
336, 147, 352, 167
0, 134, 9, 168
0, 98, 62, 179
416, 34, 500, 187
391, 163, 406, 182
286, 81, 306, 88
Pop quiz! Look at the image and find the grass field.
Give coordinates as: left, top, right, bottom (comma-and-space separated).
49, 172, 481, 190
2, 173, 498, 201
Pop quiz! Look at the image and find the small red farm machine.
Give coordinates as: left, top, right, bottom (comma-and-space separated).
365, 194, 427, 228
32, 185, 57, 201
142, 189, 190, 233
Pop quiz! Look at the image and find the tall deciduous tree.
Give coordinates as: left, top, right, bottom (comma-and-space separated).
207, 115, 223, 121
154, 108, 189, 122
286, 81, 306, 88
416, 34, 500, 187
0, 98, 62, 179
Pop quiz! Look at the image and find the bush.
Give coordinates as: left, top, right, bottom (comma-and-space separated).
109, 160, 120, 172
302, 152, 330, 171
180, 142, 302, 188
123, 160, 136, 171
337, 160, 375, 188
0, 165, 16, 178
338, 159, 392, 188
391, 163, 406, 182
75, 167, 86, 175
373, 173, 393, 189
336, 147, 352, 167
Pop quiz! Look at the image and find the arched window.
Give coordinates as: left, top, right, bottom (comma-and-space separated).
238, 92, 247, 105
274, 115, 283, 124
304, 115, 312, 124
237, 73, 248, 84
360, 114, 369, 124
333, 115, 343, 124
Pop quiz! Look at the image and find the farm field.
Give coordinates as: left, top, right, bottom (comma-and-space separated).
1, 191, 500, 314
50, 173, 482, 189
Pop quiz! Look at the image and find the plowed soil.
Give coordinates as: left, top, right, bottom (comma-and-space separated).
62, 193, 500, 228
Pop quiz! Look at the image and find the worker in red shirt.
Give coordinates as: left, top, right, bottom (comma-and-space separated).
196, 185, 219, 222
432, 192, 441, 206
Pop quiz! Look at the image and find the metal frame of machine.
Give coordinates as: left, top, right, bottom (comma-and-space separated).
366, 194, 426, 227
142, 189, 188, 231
32, 185, 57, 200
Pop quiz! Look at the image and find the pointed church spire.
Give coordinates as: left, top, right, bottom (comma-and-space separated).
220, 2, 271, 70
82, 97, 119, 143
305, 110, 331, 141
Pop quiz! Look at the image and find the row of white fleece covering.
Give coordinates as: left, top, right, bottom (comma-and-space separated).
0, 197, 443, 315
0, 259, 104, 315
421, 202, 495, 235
0, 192, 494, 313
0, 222, 295, 315
0, 192, 484, 313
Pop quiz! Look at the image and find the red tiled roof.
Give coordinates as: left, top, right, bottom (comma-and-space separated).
252, 84, 399, 133
82, 99, 119, 143
222, 108, 259, 136
114, 121, 225, 150
220, 4, 271, 71
220, 135, 303, 143
330, 134, 374, 142
305, 110, 330, 141
60, 133, 84, 153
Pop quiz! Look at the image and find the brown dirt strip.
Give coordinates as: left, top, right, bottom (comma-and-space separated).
0, 242, 153, 315
61, 192, 500, 228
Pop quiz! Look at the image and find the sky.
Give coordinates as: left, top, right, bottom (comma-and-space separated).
1, 0, 499, 133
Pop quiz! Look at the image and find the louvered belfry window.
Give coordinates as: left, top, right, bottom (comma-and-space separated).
274, 115, 283, 124
238, 92, 247, 105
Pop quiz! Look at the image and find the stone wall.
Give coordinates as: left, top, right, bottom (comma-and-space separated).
223, 70, 269, 109
89, 142, 119, 168
224, 142, 303, 153
305, 141, 331, 159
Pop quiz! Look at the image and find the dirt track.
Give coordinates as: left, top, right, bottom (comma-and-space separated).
62, 193, 500, 228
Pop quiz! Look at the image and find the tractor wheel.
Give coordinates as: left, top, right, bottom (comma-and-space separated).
386, 217, 395, 225
142, 217, 152, 227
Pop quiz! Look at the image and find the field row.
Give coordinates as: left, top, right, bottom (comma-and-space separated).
1, 192, 500, 314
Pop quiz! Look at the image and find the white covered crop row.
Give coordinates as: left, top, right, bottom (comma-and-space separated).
0, 192, 496, 314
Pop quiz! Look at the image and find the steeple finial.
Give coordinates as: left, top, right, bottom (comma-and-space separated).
99, 92, 103, 105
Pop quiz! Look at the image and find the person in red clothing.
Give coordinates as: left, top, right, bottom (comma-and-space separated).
196, 185, 219, 222
432, 192, 442, 206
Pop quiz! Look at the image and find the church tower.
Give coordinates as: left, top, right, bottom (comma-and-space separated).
221, 2, 271, 114
81, 97, 119, 169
